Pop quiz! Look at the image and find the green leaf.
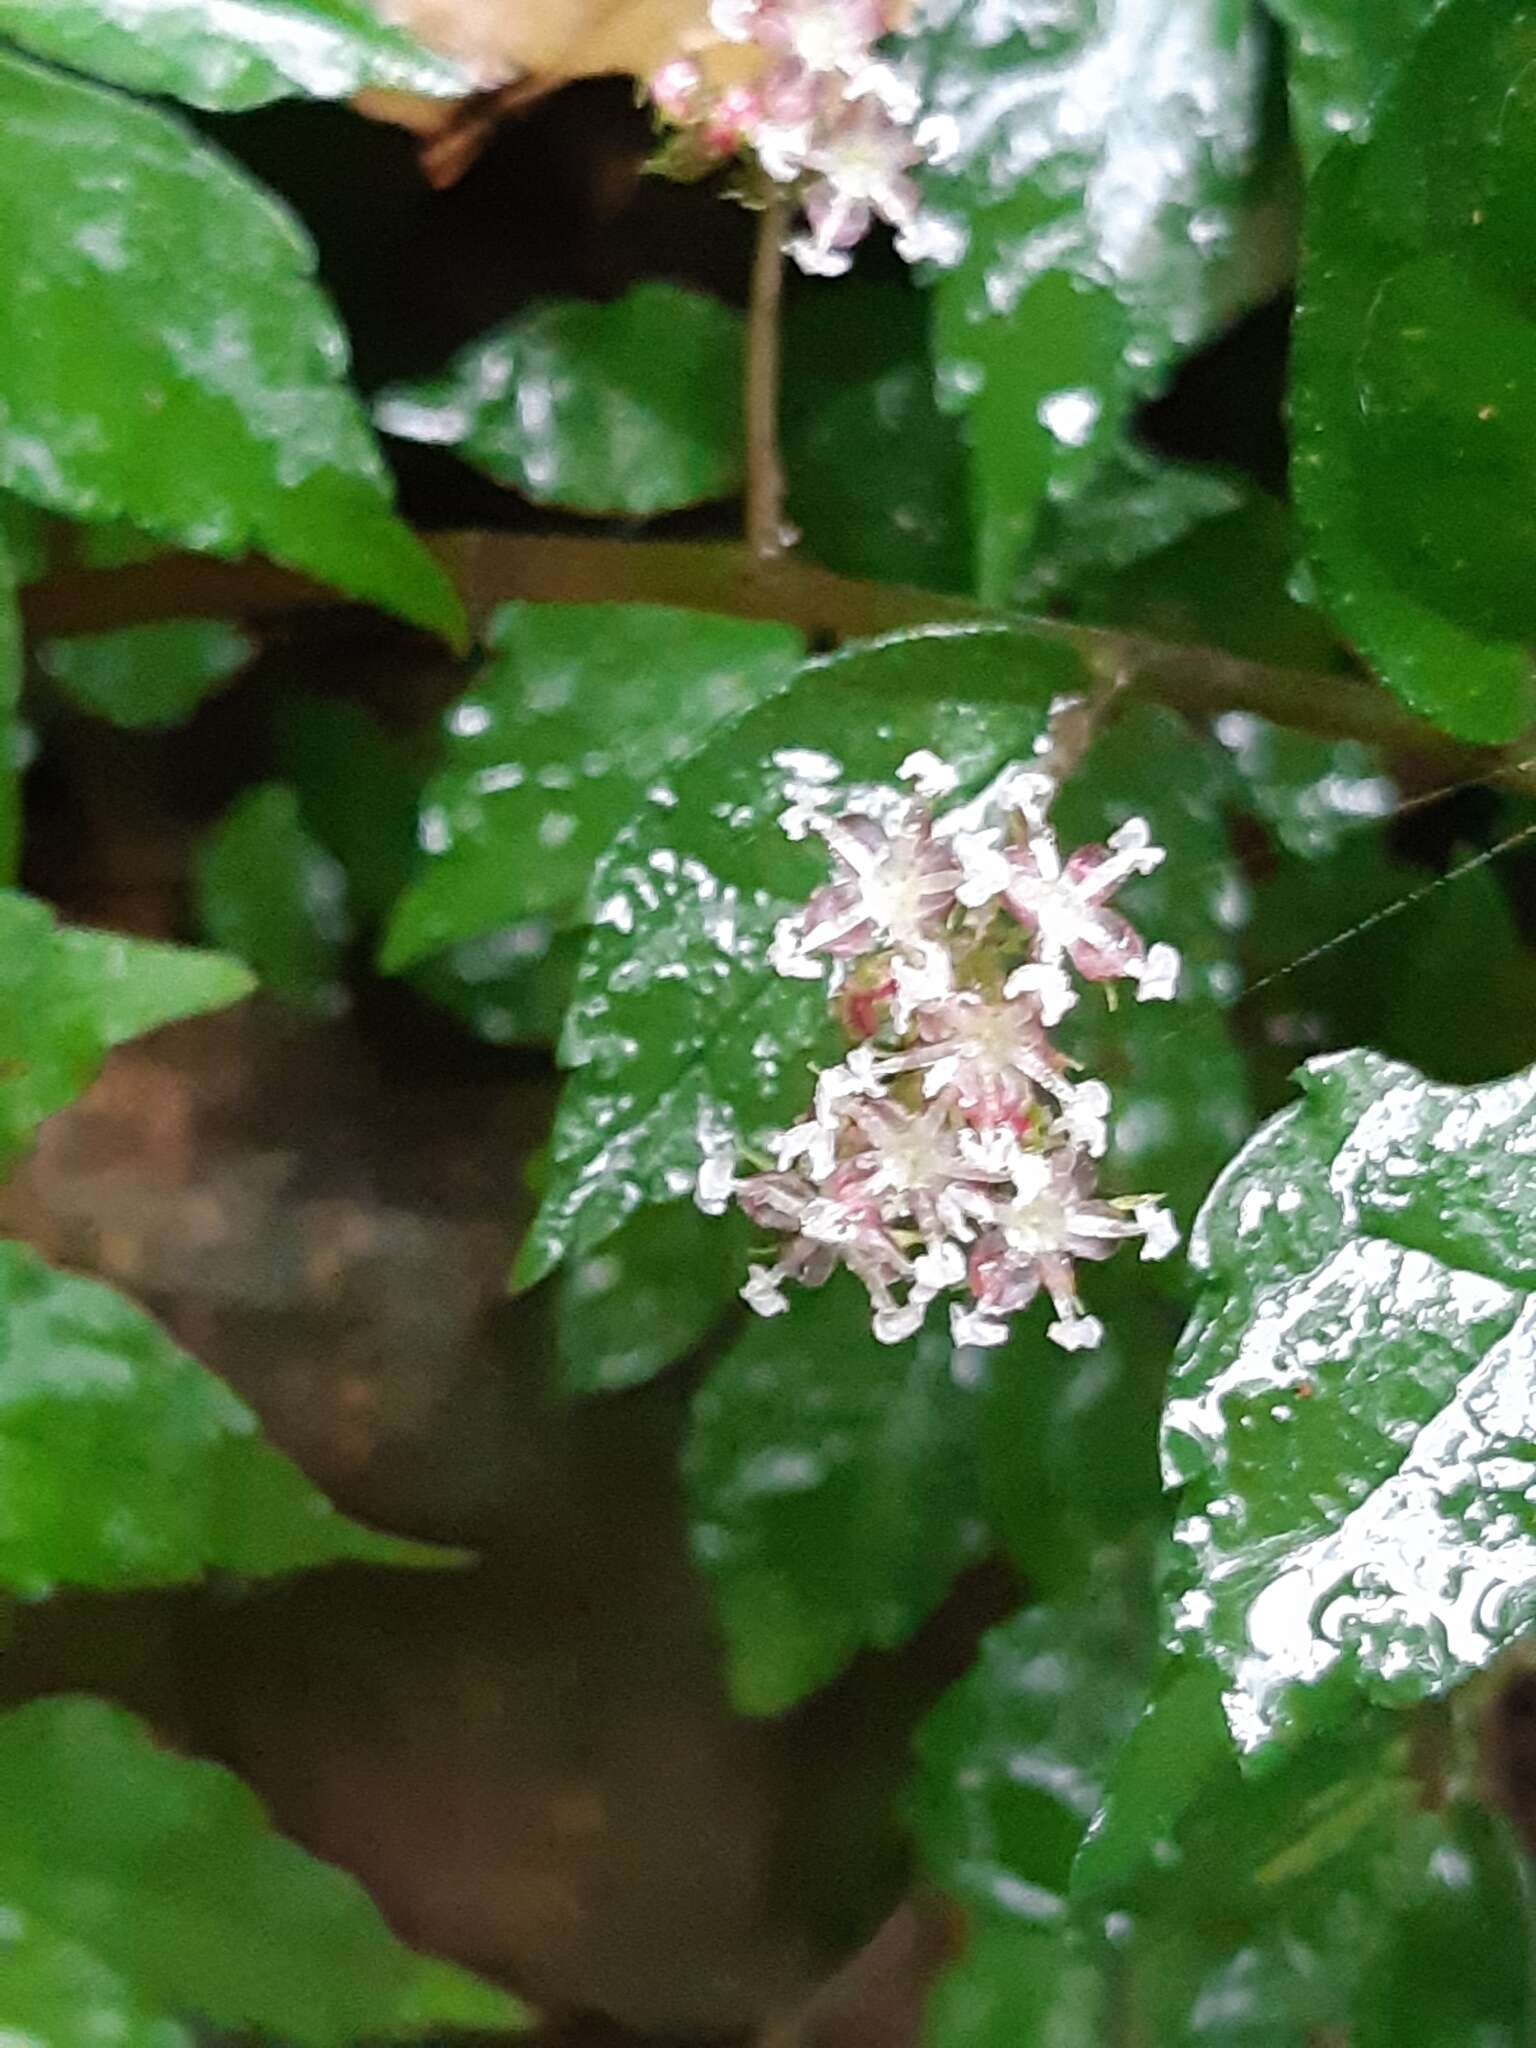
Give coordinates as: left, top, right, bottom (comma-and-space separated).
0, 1697, 522, 2043
273, 693, 423, 926
1051, 705, 1253, 1232
1015, 449, 1248, 611
979, 1261, 1178, 1600
1165, 1048, 1536, 1754
406, 921, 582, 1048
901, 0, 1271, 599
924, 1919, 1104, 2048
0, 52, 462, 643
0, 0, 473, 110
1266, 0, 1446, 168
0, 1911, 190, 2048
0, 1238, 459, 1592
39, 620, 255, 730
0, 891, 253, 1171
517, 625, 1071, 1289
559, 1198, 747, 1396
0, 536, 19, 883
914, 1595, 1149, 1925
0, 494, 50, 583
1055, 490, 1345, 674
1292, 0, 1536, 740
1212, 711, 1395, 862
782, 279, 971, 593
374, 284, 744, 516
1353, 1803, 1531, 2048
195, 783, 351, 1016
685, 1271, 987, 1714
382, 603, 804, 970
1071, 1661, 1235, 1898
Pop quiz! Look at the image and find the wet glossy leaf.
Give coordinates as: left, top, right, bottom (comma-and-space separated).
1165, 1048, 1536, 1754
979, 1259, 1178, 1599
1016, 450, 1248, 611
0, 496, 49, 584
0, 537, 19, 882
0, 1908, 188, 2048
1353, 1802, 1530, 2048
0, 1240, 459, 1593
39, 621, 255, 730
195, 784, 351, 1017
1212, 712, 1396, 862
559, 1199, 747, 1396
1266, 0, 1445, 168
901, 0, 1270, 599
0, 891, 253, 1172
1053, 705, 1253, 1231
273, 694, 423, 927
516, 625, 1070, 1288
1292, 0, 1536, 741
407, 922, 582, 1048
1059, 491, 1344, 673
374, 285, 744, 517
382, 604, 803, 971
0, 0, 472, 111
924, 1919, 1104, 2048
686, 1272, 987, 1714
1071, 1661, 1235, 1898
914, 1596, 1148, 1923
0, 1697, 522, 2043
782, 280, 970, 594
0, 53, 462, 643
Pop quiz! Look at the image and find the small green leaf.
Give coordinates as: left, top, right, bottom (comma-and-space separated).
382, 604, 804, 970
0, 1910, 189, 2048
0, 891, 253, 1170
39, 620, 255, 730
901, 0, 1272, 599
1266, 0, 1446, 167
1292, 0, 1536, 740
782, 279, 971, 594
273, 694, 423, 926
1071, 1662, 1235, 1898
1055, 489, 1344, 674
914, 1595, 1148, 1924
1016, 450, 1248, 608
686, 1272, 987, 1714
0, 0, 473, 110
375, 285, 745, 516
517, 625, 1071, 1288
0, 536, 20, 882
0, 1239, 458, 1593
1051, 706, 1253, 1231
1353, 1803, 1531, 2048
559, 1199, 747, 1396
979, 1261, 1177, 1601
1166, 1049, 1536, 1754
195, 784, 351, 1017
0, 1697, 522, 2044
0, 495, 50, 583
1212, 712, 1396, 862
406, 922, 582, 1048
925, 1919, 1104, 2048
0, 52, 462, 643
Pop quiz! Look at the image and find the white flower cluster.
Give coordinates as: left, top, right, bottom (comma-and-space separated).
696, 753, 1182, 1351
647, 0, 958, 276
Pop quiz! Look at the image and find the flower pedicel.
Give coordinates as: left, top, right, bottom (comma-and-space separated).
696, 754, 1181, 1351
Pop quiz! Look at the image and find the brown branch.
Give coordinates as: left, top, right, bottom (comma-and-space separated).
744, 192, 789, 561
21, 532, 1536, 799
